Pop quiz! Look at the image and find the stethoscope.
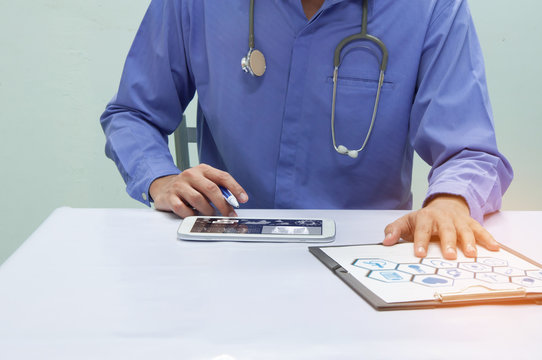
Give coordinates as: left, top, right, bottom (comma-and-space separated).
242, 0, 388, 159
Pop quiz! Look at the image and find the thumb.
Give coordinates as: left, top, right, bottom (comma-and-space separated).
383, 215, 411, 246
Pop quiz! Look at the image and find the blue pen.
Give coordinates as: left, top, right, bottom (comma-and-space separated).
219, 186, 239, 208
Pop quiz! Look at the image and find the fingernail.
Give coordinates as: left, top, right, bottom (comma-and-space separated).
382, 232, 393, 245
239, 193, 249, 203
417, 247, 426, 255
446, 246, 457, 256
228, 211, 237, 217
466, 244, 477, 256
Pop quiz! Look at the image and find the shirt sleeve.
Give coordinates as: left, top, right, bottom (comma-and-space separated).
100, 0, 194, 206
410, 0, 513, 223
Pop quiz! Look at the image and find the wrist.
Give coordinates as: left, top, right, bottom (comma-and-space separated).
149, 174, 177, 202
425, 194, 470, 213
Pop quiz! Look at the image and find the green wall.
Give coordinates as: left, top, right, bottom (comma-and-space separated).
1, 0, 540, 264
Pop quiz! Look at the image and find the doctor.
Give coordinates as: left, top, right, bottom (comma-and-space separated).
101, 0, 513, 260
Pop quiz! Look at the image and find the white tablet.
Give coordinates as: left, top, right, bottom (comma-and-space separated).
177, 216, 336, 243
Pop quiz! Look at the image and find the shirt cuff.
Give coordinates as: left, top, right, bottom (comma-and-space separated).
423, 181, 484, 224
127, 162, 181, 206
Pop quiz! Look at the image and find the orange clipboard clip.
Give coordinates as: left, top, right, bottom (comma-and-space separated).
435, 285, 527, 303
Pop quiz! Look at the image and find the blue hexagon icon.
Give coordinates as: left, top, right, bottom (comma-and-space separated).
493, 266, 525, 277
413, 274, 454, 287
352, 258, 397, 271
475, 272, 510, 284
397, 263, 435, 275
477, 257, 508, 267
511, 276, 542, 288
421, 258, 458, 269
368, 270, 411, 283
526, 269, 542, 280
459, 262, 492, 273
438, 268, 474, 280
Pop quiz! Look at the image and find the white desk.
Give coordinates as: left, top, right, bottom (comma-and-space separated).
0, 208, 540, 360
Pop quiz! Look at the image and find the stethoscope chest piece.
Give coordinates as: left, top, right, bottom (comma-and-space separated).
241, 48, 266, 77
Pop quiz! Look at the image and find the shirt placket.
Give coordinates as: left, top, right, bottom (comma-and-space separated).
273, 4, 332, 208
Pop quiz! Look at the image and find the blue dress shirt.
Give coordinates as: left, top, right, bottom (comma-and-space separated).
100, 0, 513, 222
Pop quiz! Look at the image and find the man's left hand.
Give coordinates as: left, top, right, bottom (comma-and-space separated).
382, 195, 500, 260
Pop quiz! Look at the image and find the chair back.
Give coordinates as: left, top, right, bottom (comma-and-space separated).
173, 114, 198, 171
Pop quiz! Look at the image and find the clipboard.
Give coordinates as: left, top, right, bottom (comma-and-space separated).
309, 242, 542, 311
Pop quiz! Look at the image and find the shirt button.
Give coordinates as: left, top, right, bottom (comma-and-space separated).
142, 193, 148, 201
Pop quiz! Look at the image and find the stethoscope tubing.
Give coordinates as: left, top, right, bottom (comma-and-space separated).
243, 0, 388, 158
331, 0, 388, 158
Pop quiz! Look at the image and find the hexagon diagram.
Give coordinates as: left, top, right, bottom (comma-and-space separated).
352, 258, 397, 271
355, 256, 542, 291
397, 263, 435, 275
368, 270, 411, 283
413, 274, 454, 287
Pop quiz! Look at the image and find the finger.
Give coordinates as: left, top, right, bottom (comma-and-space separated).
169, 194, 196, 219
204, 167, 249, 204
456, 223, 477, 257
437, 218, 457, 260
471, 221, 500, 251
413, 214, 433, 258
179, 185, 216, 216
383, 216, 409, 246
192, 178, 235, 217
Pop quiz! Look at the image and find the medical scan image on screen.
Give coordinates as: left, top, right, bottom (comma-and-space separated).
190, 218, 323, 235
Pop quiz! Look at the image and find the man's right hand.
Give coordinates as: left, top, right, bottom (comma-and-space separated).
149, 164, 249, 218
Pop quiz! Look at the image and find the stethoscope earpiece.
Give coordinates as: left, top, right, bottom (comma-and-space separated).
336, 145, 360, 159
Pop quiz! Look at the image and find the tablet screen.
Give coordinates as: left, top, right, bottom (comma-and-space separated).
190, 218, 323, 235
